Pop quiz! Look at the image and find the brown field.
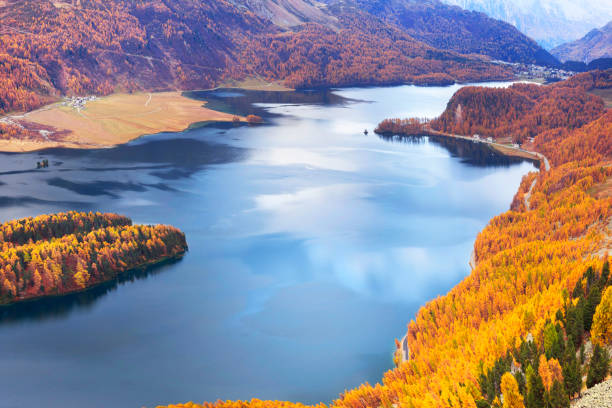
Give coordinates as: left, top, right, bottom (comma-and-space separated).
489, 143, 540, 161
2, 92, 243, 152
216, 77, 293, 91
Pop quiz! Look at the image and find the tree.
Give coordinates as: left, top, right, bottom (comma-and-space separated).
583, 284, 603, 332
601, 260, 610, 286
592, 286, 612, 346
561, 338, 582, 398
501, 373, 524, 408
547, 381, 569, 408
526, 365, 546, 408
543, 323, 563, 360
565, 302, 584, 348
586, 344, 610, 388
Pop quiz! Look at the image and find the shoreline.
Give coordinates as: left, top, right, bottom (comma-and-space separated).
0, 79, 539, 154
0, 251, 186, 307
377, 127, 547, 166
0, 91, 246, 153
425, 129, 546, 165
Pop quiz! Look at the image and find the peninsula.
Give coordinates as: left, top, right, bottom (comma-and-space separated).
0, 92, 243, 152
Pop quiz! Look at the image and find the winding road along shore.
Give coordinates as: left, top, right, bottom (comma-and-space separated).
426, 129, 550, 170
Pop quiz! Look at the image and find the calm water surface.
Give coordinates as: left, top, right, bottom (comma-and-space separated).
0, 83, 535, 407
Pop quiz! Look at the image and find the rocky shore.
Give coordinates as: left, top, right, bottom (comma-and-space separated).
572, 379, 612, 408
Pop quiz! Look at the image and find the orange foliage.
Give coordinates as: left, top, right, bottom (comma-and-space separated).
375, 118, 430, 136
0, 211, 187, 304
239, 13, 512, 89
538, 356, 563, 391
430, 72, 609, 143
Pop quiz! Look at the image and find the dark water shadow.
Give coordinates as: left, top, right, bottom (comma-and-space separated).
33, 138, 247, 182
185, 88, 358, 119
0, 257, 185, 326
378, 133, 537, 167
0, 196, 91, 209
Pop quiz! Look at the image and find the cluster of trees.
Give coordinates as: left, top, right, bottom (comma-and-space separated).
477, 263, 611, 408
473, 163, 611, 262
0, 211, 130, 248
0, 122, 38, 140
374, 118, 430, 136
246, 115, 263, 125
0, 0, 268, 114
0, 211, 186, 304
534, 110, 612, 167
430, 74, 608, 143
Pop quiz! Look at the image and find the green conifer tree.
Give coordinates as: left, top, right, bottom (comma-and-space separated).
586, 344, 610, 388
526, 365, 546, 408
561, 337, 582, 398
547, 381, 569, 408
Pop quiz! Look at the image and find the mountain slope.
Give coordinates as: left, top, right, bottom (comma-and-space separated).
0, 0, 519, 116
344, 0, 559, 66
0, 0, 559, 119
441, 0, 612, 49
552, 21, 612, 63
228, 0, 339, 28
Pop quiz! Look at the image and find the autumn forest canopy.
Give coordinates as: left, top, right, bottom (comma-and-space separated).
0, 211, 187, 304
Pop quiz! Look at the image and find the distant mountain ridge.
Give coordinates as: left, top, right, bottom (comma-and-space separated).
343, 0, 559, 66
440, 0, 612, 49
552, 22, 612, 63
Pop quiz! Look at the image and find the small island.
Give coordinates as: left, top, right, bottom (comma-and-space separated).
0, 211, 187, 305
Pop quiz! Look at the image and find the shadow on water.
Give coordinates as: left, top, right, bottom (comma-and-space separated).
0, 257, 185, 325
38, 138, 247, 184
185, 88, 358, 118
378, 133, 536, 167
0, 196, 91, 209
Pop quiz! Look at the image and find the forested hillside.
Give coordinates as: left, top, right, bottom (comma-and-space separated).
0, 211, 187, 304
0, 0, 558, 117
346, 0, 559, 66
428, 70, 612, 144
160, 71, 612, 408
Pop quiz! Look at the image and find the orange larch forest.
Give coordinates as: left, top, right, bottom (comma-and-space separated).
0, 211, 187, 305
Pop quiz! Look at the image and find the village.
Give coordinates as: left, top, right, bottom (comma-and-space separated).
62, 95, 98, 111
493, 60, 576, 82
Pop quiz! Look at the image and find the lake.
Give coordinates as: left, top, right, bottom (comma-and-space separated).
0, 83, 536, 407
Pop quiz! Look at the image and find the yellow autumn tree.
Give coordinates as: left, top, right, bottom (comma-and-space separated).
592, 286, 612, 345
501, 373, 525, 408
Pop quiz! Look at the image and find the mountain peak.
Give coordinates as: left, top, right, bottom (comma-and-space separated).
551, 20, 612, 63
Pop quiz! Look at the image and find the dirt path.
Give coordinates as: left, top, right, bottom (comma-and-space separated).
524, 178, 538, 211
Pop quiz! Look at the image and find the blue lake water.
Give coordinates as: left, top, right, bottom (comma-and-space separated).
0, 83, 535, 407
